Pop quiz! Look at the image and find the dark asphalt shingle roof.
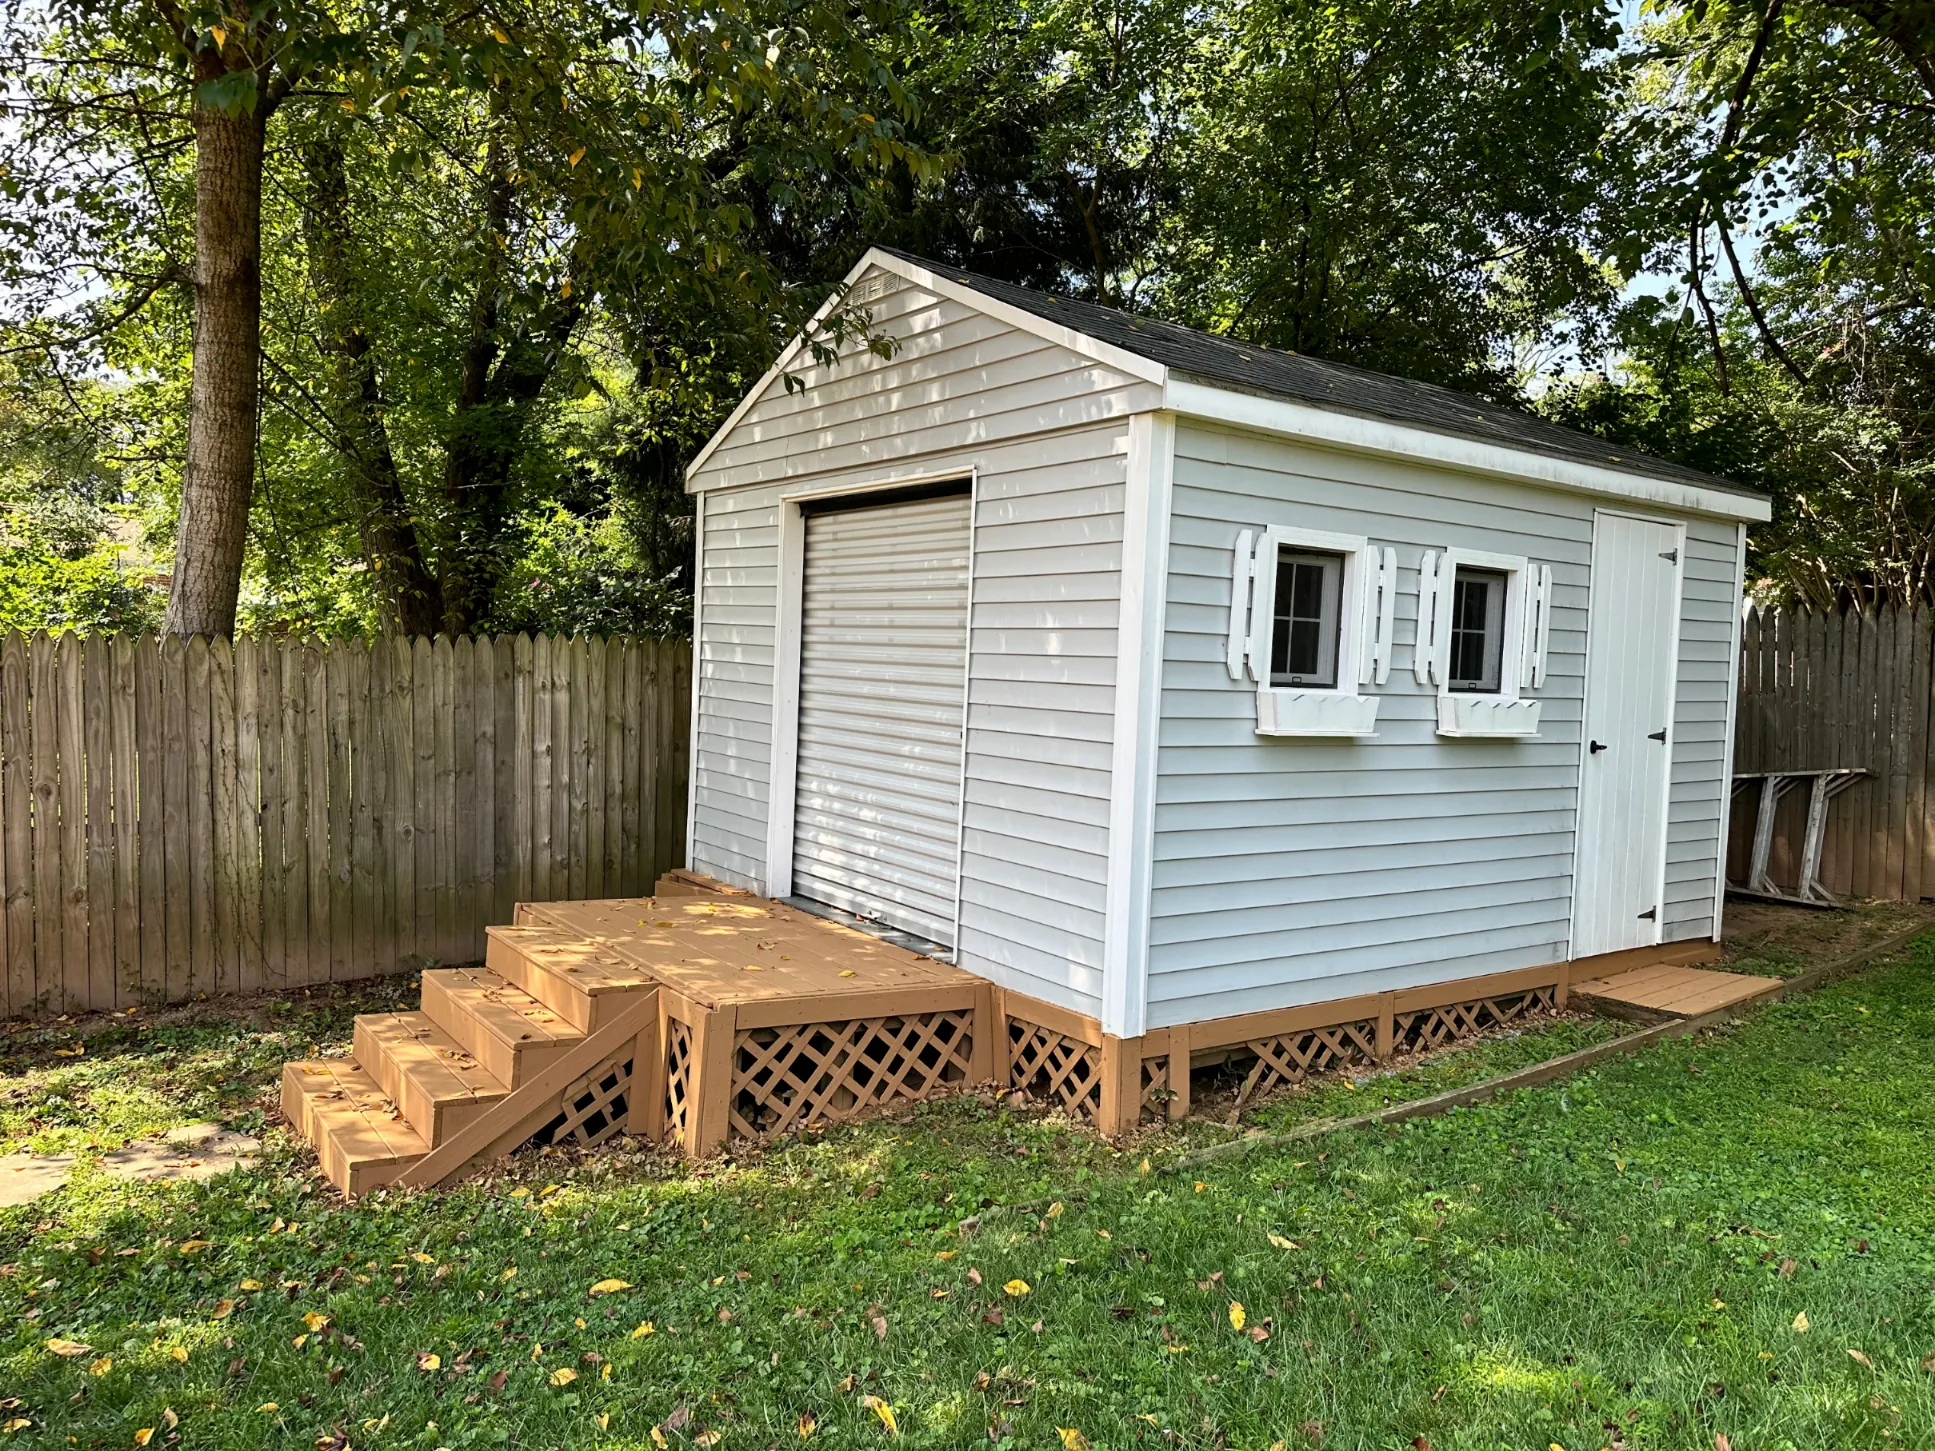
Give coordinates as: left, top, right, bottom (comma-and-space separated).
882, 249, 1763, 502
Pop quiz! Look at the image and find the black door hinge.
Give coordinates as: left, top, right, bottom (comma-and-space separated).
1648, 728, 1668, 742
1660, 549, 1679, 563
1637, 906, 1657, 921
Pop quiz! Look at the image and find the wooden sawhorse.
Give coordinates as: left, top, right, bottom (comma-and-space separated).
1728, 768, 1867, 907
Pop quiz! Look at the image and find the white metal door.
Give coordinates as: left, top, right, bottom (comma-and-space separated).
791, 492, 970, 946
1573, 512, 1683, 958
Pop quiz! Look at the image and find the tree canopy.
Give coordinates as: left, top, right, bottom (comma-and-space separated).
1, 0, 1929, 631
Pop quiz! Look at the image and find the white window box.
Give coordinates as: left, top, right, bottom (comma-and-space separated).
1435, 693, 1541, 738
1257, 688, 1381, 737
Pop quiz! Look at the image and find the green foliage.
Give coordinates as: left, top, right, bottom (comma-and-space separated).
7, 942, 1935, 1447
488, 506, 691, 638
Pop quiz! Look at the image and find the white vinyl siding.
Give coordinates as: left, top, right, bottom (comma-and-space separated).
686, 265, 1162, 1017
1147, 424, 1598, 1027
791, 495, 970, 945
1662, 518, 1742, 940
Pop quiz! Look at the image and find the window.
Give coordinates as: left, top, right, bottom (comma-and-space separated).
1271, 549, 1343, 688
1415, 548, 1553, 738
1447, 566, 1507, 693
1226, 526, 1397, 737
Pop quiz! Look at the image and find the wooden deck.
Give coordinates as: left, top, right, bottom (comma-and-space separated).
1571, 962, 1783, 1022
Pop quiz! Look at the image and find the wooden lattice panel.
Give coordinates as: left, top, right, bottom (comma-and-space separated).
1139, 1053, 1171, 1118
729, 1010, 975, 1140
1007, 1018, 1102, 1120
664, 1016, 695, 1145
544, 1051, 634, 1148
1392, 986, 1556, 1055
1235, 1019, 1377, 1104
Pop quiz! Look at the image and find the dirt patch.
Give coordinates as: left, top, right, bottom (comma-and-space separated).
1716, 897, 1935, 977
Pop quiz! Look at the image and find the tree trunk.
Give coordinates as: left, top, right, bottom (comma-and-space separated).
300, 138, 445, 635
163, 100, 266, 636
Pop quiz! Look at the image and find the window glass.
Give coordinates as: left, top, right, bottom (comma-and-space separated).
1448, 566, 1506, 693
1271, 549, 1342, 688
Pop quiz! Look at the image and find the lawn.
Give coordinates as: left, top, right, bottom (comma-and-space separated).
6, 939, 1935, 1451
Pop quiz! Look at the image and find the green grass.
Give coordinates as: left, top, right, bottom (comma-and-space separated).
1239, 1015, 1632, 1133
8, 945, 1935, 1451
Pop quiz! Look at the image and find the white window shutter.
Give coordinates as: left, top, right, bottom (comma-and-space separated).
1414, 551, 1441, 685
1361, 547, 1397, 686
1226, 529, 1255, 682
1526, 563, 1553, 689
1245, 531, 1274, 683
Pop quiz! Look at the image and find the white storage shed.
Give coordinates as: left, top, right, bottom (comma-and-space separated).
681, 247, 1770, 1065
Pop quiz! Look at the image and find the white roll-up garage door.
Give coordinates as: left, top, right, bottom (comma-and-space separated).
792, 489, 970, 947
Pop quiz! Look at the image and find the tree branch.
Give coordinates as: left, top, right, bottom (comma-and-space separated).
1716, 213, 1810, 385
0, 267, 188, 357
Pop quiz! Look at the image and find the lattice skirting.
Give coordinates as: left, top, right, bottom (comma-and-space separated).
1139, 1053, 1172, 1117
535, 1051, 635, 1148
664, 1016, 695, 1145
729, 1010, 975, 1140
1007, 1016, 1102, 1120
1233, 1020, 1377, 1106
1392, 986, 1556, 1055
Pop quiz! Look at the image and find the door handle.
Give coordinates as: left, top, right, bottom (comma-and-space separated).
1589, 740, 1607, 754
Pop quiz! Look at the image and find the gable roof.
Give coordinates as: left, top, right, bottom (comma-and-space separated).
875, 248, 1763, 504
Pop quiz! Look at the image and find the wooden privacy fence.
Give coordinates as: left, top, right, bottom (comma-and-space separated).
1732, 605, 1934, 903
0, 632, 690, 1019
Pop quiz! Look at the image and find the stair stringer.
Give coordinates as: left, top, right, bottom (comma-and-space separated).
392, 988, 661, 1189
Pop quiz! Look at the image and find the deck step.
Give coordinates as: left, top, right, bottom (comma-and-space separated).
420, 967, 586, 1086
485, 925, 658, 1030
280, 1059, 428, 1195
353, 1012, 510, 1144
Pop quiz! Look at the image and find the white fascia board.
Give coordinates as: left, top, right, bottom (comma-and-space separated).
685, 248, 1168, 491
1165, 378, 1772, 523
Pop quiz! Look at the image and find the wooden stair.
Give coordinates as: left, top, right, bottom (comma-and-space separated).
282, 876, 696, 1195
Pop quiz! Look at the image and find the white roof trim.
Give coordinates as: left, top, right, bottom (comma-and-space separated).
684, 248, 1167, 487
1164, 379, 1772, 523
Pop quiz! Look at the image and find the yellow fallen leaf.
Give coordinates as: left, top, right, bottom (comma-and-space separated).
596, 1414, 610, 1430
501, 1268, 518, 1281
178, 1240, 210, 1254
1045, 1202, 1064, 1220
1058, 1430, 1089, 1451
1849, 1349, 1875, 1369
411, 1252, 435, 1264
134, 1432, 154, 1447
1136, 1416, 1160, 1427
3, 1420, 31, 1434
798, 1413, 817, 1439
239, 1279, 263, 1291
550, 1367, 578, 1386
45, 1338, 93, 1357
1793, 1311, 1810, 1333
1229, 1302, 1246, 1331
1139, 1159, 1151, 1175
532, 1342, 544, 1361
860, 1396, 897, 1435
292, 1336, 308, 1350
1003, 1279, 1030, 1297
303, 1312, 330, 1332
589, 1278, 632, 1296
542, 1184, 560, 1196
1267, 1233, 1296, 1250
839, 970, 856, 978
650, 1430, 668, 1450
418, 1353, 441, 1372
211, 1300, 237, 1320
575, 1318, 587, 1330
258, 1404, 279, 1414
694, 1433, 721, 1448
89, 1358, 113, 1377
936, 1250, 956, 1261
631, 1322, 655, 1339
1194, 1182, 1206, 1193
602, 1362, 613, 1382
171, 1347, 189, 1362
510, 1188, 530, 1199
